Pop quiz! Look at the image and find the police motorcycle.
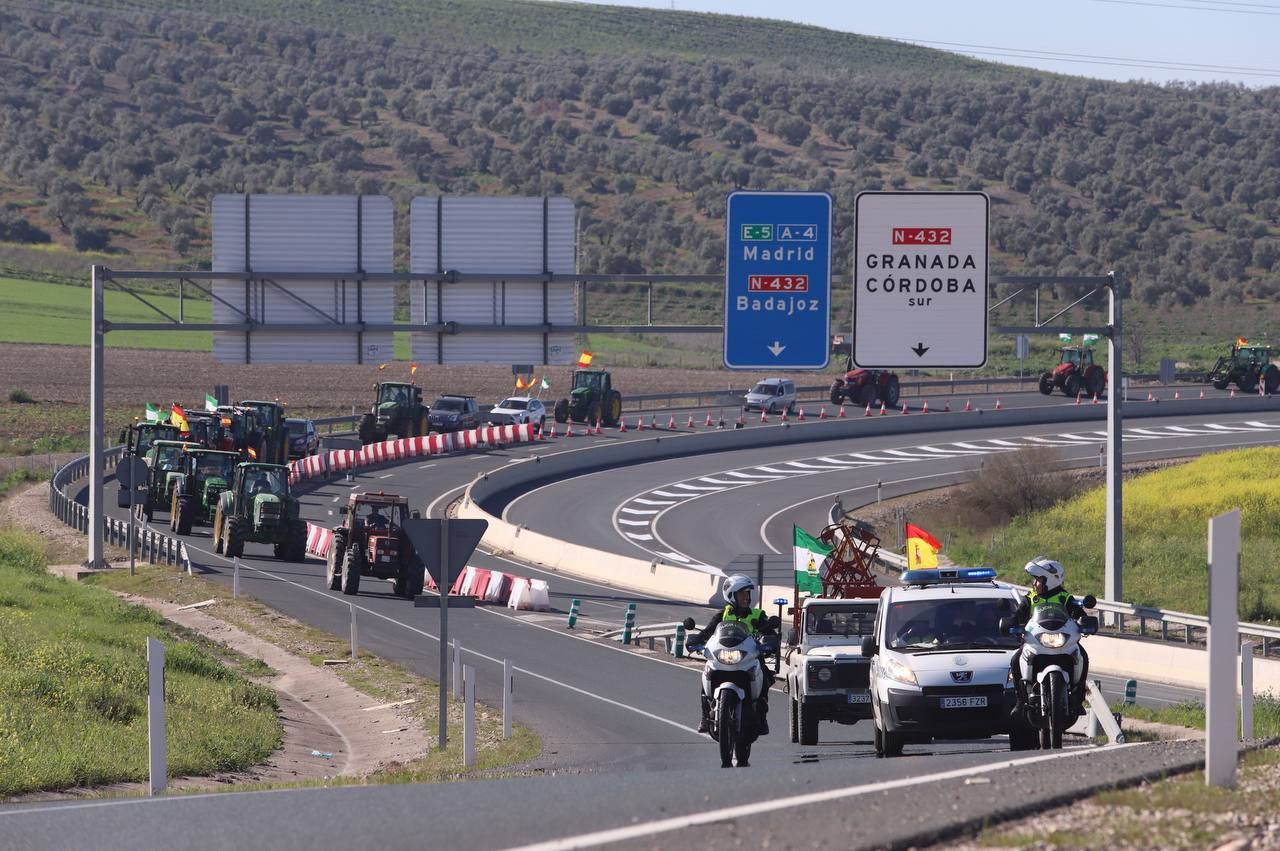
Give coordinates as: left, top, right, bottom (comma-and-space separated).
1000, 595, 1097, 750
682, 615, 780, 768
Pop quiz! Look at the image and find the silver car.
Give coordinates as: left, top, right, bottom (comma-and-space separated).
488, 396, 547, 428
743, 378, 797, 414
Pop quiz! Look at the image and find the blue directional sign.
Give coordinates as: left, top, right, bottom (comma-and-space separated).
724, 191, 831, 370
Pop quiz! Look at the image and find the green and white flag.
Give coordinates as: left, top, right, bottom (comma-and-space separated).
1058, 333, 1073, 342
205, 393, 218, 412
144, 403, 161, 422
540, 376, 550, 390
793, 525, 831, 594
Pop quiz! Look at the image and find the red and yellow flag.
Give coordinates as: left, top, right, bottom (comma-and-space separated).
247, 446, 257, 460
410, 362, 419, 377
515, 376, 529, 390
905, 522, 941, 571
170, 403, 190, 435
378, 363, 388, 371
577, 351, 593, 368
1237, 336, 1249, 347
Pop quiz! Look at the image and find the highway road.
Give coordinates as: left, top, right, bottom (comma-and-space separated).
19, 390, 1269, 849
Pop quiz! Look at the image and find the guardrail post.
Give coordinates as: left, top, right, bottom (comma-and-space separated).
452, 639, 462, 702
503, 659, 513, 740
463, 664, 475, 768
567, 598, 580, 629
622, 602, 636, 645
674, 623, 686, 658
350, 602, 358, 660
1241, 640, 1254, 741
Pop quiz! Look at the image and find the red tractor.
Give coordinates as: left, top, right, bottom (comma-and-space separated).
326, 492, 423, 599
1039, 346, 1107, 399
829, 362, 900, 408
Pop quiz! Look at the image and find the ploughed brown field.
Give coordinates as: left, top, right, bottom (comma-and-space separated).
0, 342, 831, 421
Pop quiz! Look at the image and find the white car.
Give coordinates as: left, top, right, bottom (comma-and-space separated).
488, 396, 547, 428
863, 567, 1038, 757
743, 378, 797, 414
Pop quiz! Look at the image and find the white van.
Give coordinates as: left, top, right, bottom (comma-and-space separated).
742, 378, 797, 414
861, 567, 1038, 756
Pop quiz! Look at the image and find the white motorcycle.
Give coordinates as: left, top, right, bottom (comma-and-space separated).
1001, 595, 1097, 749
683, 616, 779, 768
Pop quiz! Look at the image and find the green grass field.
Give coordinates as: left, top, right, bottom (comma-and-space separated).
948, 447, 1280, 619
0, 277, 212, 350
0, 528, 281, 796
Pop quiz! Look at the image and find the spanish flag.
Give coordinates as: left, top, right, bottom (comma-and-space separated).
577, 351, 593, 368
515, 375, 529, 390
170, 403, 190, 436
905, 522, 941, 570
410, 363, 419, 377
1237, 337, 1249, 347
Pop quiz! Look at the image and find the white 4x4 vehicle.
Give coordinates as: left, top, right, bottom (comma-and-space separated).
863, 567, 1038, 757
785, 597, 879, 746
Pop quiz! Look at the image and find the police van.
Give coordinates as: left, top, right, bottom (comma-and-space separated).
861, 567, 1039, 756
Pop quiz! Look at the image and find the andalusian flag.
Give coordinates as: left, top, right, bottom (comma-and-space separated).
793, 526, 830, 594
905, 522, 942, 571
540, 376, 550, 390
144, 403, 161, 422
204, 393, 218, 412
170, 403, 190, 435
577, 351, 593, 368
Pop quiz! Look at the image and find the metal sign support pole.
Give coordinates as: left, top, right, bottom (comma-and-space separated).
1206, 508, 1240, 787
1104, 273, 1124, 611
89, 265, 106, 568
438, 515, 450, 751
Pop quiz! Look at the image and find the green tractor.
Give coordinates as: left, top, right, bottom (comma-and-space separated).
359, 381, 430, 445
553, 370, 623, 426
136, 439, 191, 521
239, 400, 289, 464
212, 462, 308, 561
116, 422, 181, 508
1206, 341, 1280, 395
169, 449, 240, 535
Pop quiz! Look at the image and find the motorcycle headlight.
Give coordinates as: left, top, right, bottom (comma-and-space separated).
1039, 632, 1067, 649
715, 649, 743, 665
882, 656, 918, 686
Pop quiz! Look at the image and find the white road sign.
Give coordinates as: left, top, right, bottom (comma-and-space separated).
853, 192, 989, 368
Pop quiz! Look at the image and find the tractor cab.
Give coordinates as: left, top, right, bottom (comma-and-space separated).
120, 422, 181, 458
377, 382, 419, 407
239, 400, 288, 464
169, 448, 240, 532
340, 493, 412, 568
572, 370, 607, 395
1056, 347, 1094, 371
216, 406, 265, 458
139, 439, 192, 518
183, 410, 221, 449
147, 439, 188, 475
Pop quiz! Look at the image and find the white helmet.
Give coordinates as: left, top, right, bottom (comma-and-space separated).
722, 574, 755, 605
1024, 556, 1064, 593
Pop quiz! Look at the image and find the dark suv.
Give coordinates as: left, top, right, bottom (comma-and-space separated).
286, 417, 319, 459
428, 395, 480, 433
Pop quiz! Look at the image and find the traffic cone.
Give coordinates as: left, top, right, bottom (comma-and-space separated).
637, 416, 645, 431
780, 408, 789, 423
566, 422, 575, 437
687, 414, 695, 428
921, 400, 930, 413
736, 412, 745, 428
1174, 390, 1180, 400
1093, 393, 1100, 404
900, 402, 909, 414
1146, 391, 1155, 402
994, 399, 1002, 410
549, 423, 558, 439
879, 401, 887, 416
595, 419, 603, 435
798, 407, 806, 422
705, 412, 713, 427
864, 403, 872, 417
1199, 389, 1205, 399
619, 418, 627, 433
650, 414, 657, 430
944, 400, 951, 412
1075, 393, 1083, 406
1230, 388, 1236, 398
819, 406, 827, 420
760, 409, 768, 423
667, 415, 676, 430
838, 403, 847, 418
964, 399, 972, 412
537, 422, 546, 440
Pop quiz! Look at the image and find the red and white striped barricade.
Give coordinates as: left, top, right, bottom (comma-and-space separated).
305, 522, 334, 558
507, 577, 552, 611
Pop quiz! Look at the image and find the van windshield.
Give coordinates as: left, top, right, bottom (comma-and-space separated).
885, 597, 1020, 651
751, 383, 775, 395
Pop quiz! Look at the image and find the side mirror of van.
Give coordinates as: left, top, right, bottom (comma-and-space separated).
860, 635, 878, 657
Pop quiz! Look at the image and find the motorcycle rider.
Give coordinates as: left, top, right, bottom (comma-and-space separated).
1012, 556, 1090, 714
689, 574, 777, 735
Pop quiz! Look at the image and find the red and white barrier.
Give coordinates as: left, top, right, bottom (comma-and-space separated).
508, 577, 551, 611
435, 563, 546, 608
305, 522, 334, 558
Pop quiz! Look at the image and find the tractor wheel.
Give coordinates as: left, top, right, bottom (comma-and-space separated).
175, 497, 195, 536
554, 398, 569, 424
882, 374, 901, 408
1264, 365, 1280, 396
857, 381, 876, 407
1212, 377, 1230, 391
419, 409, 430, 436
1038, 373, 1055, 395
1064, 373, 1082, 399
605, 390, 623, 427
169, 493, 179, 531
286, 520, 307, 562
213, 508, 225, 554
586, 399, 602, 426
341, 547, 363, 595
325, 539, 345, 591
358, 413, 378, 446
1240, 371, 1259, 394
1086, 367, 1107, 399
225, 515, 248, 559
829, 387, 844, 406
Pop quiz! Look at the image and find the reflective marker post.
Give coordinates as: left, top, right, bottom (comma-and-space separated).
147, 637, 166, 795
1206, 508, 1240, 788
1241, 640, 1255, 741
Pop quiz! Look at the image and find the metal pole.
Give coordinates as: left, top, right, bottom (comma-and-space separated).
1241, 640, 1254, 741
439, 515, 450, 751
646, 282, 653, 326
1104, 273, 1124, 611
463, 664, 476, 767
453, 639, 462, 702
1206, 509, 1240, 788
350, 602, 358, 660
128, 479, 136, 576
89, 265, 105, 568
503, 658, 513, 740
756, 553, 764, 598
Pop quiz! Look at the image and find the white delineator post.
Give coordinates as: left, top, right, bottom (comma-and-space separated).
503, 659, 513, 740
463, 664, 476, 768
1241, 640, 1254, 741
1206, 508, 1240, 788
147, 637, 167, 795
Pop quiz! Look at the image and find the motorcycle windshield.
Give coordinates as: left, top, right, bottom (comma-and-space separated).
1030, 604, 1070, 631
715, 622, 750, 648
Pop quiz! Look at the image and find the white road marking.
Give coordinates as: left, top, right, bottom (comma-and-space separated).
672, 482, 725, 492
781, 461, 846, 471
503, 743, 1147, 851
619, 508, 660, 516
697, 477, 745, 486
721, 471, 785, 480
625, 532, 655, 541
650, 490, 690, 498
816, 456, 878, 466
379, 473, 394, 479
754, 465, 804, 474
617, 519, 651, 527
418, 463, 437, 469
633, 498, 677, 506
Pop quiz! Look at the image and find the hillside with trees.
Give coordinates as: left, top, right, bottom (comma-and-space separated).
1, 1, 1279, 315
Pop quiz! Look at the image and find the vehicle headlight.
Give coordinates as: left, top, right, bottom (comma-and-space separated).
1039, 632, 1067, 649
882, 656, 918, 686
816, 667, 832, 683
715, 649, 743, 665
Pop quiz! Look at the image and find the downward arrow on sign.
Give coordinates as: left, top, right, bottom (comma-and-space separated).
768, 341, 787, 357
911, 342, 930, 357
